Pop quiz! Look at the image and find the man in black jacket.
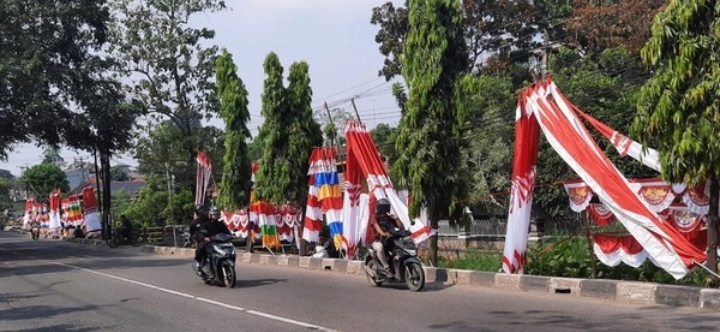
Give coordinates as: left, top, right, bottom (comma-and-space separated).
196, 206, 230, 278
192, 204, 210, 266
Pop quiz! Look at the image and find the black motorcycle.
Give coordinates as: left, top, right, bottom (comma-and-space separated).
107, 229, 143, 248
363, 228, 426, 292
192, 232, 237, 288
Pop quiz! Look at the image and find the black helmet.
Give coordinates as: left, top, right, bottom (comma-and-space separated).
195, 203, 207, 214
376, 198, 391, 214
209, 207, 220, 219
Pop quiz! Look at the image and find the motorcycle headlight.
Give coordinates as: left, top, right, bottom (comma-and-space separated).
405, 249, 417, 256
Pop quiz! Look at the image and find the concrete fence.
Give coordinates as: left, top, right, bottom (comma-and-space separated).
62, 237, 720, 310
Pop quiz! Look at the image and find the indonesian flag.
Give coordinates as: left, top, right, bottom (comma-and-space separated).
82, 186, 102, 234
195, 151, 212, 205
517, 79, 706, 279
48, 189, 62, 232
23, 198, 35, 227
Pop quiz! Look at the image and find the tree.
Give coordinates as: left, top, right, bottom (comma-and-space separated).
255, 52, 292, 204
134, 121, 225, 189
565, 0, 667, 57
42, 147, 66, 168
110, 165, 131, 182
393, 0, 470, 266
0, 169, 14, 180
215, 49, 252, 210
462, 74, 516, 211
21, 163, 70, 198
286, 61, 324, 205
370, 0, 546, 80
109, 0, 226, 196
0, 1, 115, 156
631, 0, 720, 276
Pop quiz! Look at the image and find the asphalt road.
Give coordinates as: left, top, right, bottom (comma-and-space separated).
1, 231, 719, 332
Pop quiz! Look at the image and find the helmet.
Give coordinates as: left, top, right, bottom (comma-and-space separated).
195, 203, 208, 217
375, 198, 391, 214
209, 207, 220, 220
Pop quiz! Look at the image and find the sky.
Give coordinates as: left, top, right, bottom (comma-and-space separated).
2, 0, 405, 177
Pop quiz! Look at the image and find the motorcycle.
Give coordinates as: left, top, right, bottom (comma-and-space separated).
181, 228, 193, 248
192, 231, 237, 288
107, 229, 143, 248
30, 225, 40, 240
363, 228, 426, 292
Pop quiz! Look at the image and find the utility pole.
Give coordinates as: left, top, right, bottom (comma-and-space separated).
323, 101, 340, 151
541, 27, 550, 79
350, 98, 362, 123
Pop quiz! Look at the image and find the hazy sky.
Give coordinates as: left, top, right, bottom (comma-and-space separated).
3, 0, 404, 177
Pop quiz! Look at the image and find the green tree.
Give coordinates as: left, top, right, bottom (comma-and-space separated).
21, 163, 70, 198
393, 0, 470, 266
110, 165, 131, 182
631, 0, 720, 275
108, 0, 226, 194
134, 122, 225, 190
255, 53, 292, 204
215, 49, 252, 210
462, 74, 516, 211
286, 61, 324, 205
0, 1, 115, 156
42, 147, 66, 168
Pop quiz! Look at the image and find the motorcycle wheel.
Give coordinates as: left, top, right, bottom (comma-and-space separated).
221, 263, 236, 288
365, 261, 384, 287
107, 236, 120, 248
404, 262, 425, 292
131, 234, 142, 247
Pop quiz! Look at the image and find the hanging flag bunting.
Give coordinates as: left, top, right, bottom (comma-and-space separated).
302, 148, 324, 243
195, 151, 213, 205
562, 179, 593, 213
48, 189, 62, 234
82, 186, 102, 235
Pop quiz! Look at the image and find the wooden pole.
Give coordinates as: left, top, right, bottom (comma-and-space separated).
584, 210, 597, 278
350, 98, 362, 123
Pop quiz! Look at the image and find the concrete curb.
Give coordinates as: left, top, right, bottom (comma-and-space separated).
63, 238, 719, 310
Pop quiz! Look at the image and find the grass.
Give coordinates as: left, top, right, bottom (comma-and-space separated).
433, 249, 503, 272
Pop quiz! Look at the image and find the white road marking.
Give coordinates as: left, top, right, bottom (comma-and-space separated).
52, 262, 340, 332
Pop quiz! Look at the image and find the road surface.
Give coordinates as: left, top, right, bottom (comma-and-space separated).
1, 231, 719, 332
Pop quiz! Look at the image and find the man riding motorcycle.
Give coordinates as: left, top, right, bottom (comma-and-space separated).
195, 206, 231, 278
116, 215, 134, 241
189, 203, 208, 242
371, 198, 405, 278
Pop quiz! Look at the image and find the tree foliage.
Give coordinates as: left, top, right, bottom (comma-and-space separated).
21, 163, 70, 198
215, 49, 252, 210
255, 52, 292, 203
393, 0, 470, 265
286, 61, 324, 204
108, 0, 226, 194
631, 0, 720, 275
565, 0, 667, 57
0, 1, 137, 159
134, 121, 225, 188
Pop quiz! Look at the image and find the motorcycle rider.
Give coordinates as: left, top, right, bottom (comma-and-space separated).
371, 198, 405, 277
116, 215, 134, 241
192, 204, 210, 265
195, 206, 231, 278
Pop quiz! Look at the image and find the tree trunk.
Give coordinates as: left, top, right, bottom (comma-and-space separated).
430, 218, 439, 266
100, 152, 112, 242
707, 177, 719, 278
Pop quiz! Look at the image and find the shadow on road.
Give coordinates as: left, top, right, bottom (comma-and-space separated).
423, 308, 720, 331
0, 303, 111, 322
238, 278, 288, 288
6, 324, 112, 332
